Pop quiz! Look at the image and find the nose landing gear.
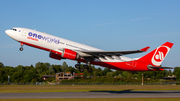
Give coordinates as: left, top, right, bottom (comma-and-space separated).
19, 43, 24, 51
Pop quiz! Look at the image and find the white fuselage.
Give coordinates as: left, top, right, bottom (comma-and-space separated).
5, 27, 133, 63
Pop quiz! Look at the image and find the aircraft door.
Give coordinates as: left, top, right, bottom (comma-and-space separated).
132, 61, 137, 67
21, 30, 27, 37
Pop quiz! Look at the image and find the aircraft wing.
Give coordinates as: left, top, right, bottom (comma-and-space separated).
79, 46, 150, 59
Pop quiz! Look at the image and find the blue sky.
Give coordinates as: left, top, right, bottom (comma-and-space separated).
0, 0, 180, 68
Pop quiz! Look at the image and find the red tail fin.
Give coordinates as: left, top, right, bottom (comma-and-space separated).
138, 42, 174, 66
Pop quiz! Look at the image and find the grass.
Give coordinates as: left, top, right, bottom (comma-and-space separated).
0, 85, 180, 93
0, 98, 180, 101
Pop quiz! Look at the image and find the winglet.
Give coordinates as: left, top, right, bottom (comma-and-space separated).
140, 46, 150, 52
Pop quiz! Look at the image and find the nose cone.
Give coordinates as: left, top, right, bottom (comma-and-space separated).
5, 29, 15, 39
5, 30, 11, 36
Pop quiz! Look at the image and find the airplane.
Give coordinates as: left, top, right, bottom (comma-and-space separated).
5, 27, 174, 72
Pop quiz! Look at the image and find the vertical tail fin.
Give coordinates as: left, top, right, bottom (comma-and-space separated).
138, 42, 174, 66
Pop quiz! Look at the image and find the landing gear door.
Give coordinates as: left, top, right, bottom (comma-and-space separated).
21, 30, 27, 37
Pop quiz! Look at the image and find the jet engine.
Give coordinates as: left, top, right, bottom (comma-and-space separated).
49, 52, 62, 60
62, 49, 80, 60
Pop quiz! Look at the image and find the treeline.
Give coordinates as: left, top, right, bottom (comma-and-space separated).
0, 62, 180, 83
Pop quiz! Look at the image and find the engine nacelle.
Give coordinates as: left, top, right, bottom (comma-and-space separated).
49, 52, 62, 60
62, 49, 80, 60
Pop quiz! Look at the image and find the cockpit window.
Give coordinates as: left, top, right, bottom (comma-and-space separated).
13, 29, 17, 31
11, 28, 17, 31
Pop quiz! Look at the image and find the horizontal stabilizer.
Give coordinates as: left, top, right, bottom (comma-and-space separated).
150, 67, 174, 69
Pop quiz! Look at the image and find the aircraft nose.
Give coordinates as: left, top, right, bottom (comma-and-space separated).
5, 30, 11, 36
5, 30, 9, 34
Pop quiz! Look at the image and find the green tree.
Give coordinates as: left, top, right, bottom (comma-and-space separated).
35, 62, 48, 74
122, 71, 129, 78
106, 72, 113, 77
44, 62, 51, 68
61, 61, 68, 72
0, 68, 5, 82
167, 70, 173, 76
102, 68, 112, 76
96, 67, 103, 76
24, 68, 39, 82
53, 65, 62, 73
3, 66, 15, 82
83, 70, 88, 78
15, 65, 24, 72
11, 71, 23, 82
68, 66, 76, 73
173, 67, 180, 81
0, 62, 4, 68
112, 70, 123, 77
49, 65, 55, 74
155, 70, 168, 79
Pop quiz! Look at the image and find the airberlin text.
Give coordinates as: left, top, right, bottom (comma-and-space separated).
27, 32, 60, 44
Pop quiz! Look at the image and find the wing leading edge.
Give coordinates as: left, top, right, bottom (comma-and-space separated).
79, 46, 150, 59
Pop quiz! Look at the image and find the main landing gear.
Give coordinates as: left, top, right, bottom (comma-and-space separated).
19, 43, 24, 51
75, 62, 92, 73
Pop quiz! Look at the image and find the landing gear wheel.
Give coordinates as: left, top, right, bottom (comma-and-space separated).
83, 65, 89, 69
20, 43, 24, 51
19, 47, 23, 51
79, 68, 84, 72
75, 64, 80, 68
